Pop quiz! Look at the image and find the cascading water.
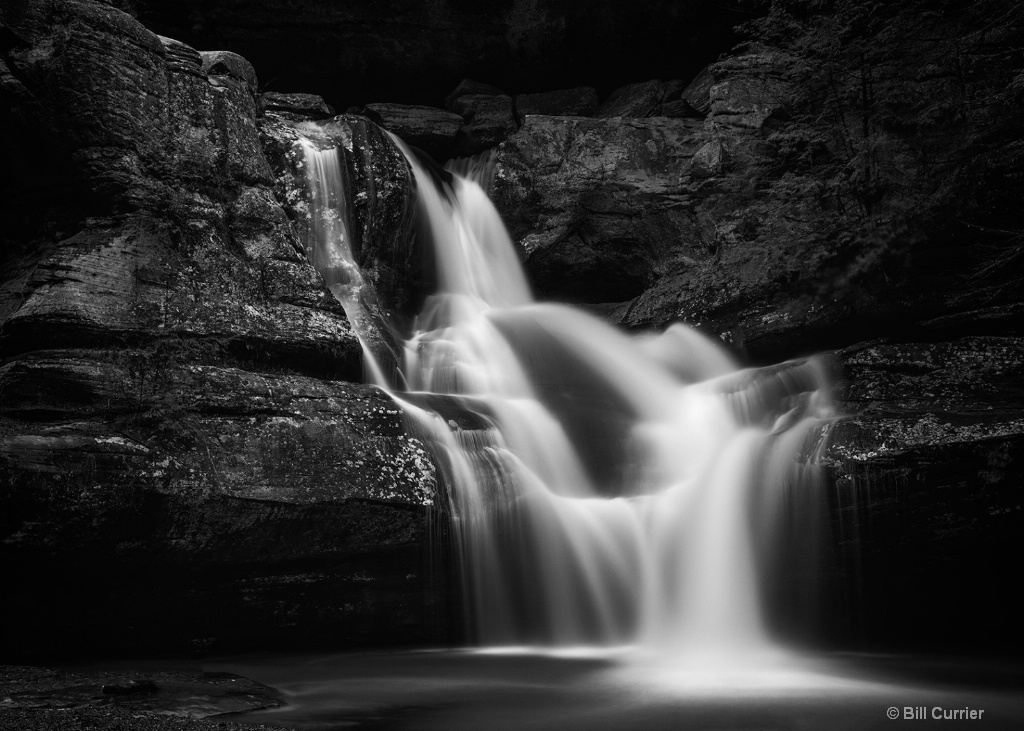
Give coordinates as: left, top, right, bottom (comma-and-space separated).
294, 125, 836, 658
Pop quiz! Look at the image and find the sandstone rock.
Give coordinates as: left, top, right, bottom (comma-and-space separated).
260, 113, 418, 317
514, 87, 598, 124
452, 93, 518, 154
166, 43, 273, 187
0, 354, 437, 509
659, 99, 703, 118
259, 91, 335, 119
681, 63, 715, 115
445, 78, 507, 110
363, 103, 462, 160
822, 336, 1024, 648
707, 50, 798, 130
200, 50, 258, 95
1, 0, 168, 211
493, 115, 705, 303
0, 0, 444, 658
689, 140, 726, 177
158, 35, 203, 77
597, 79, 665, 118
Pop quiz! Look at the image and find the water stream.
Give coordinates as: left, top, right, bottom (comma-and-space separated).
295, 125, 836, 659
200, 122, 1024, 731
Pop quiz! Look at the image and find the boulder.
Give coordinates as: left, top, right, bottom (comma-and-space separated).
659, 99, 704, 118
363, 103, 463, 160
597, 79, 666, 118
200, 50, 259, 95
451, 93, 518, 154
681, 64, 715, 115
445, 78, 507, 110
707, 50, 799, 130
689, 140, 726, 177
259, 91, 335, 120
514, 87, 598, 124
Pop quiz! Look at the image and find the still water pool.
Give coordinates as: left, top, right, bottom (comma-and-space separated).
215, 648, 1024, 730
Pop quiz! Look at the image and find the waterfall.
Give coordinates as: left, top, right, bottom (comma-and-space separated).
294, 126, 836, 657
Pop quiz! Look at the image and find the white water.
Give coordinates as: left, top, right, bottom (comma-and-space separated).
295, 129, 836, 659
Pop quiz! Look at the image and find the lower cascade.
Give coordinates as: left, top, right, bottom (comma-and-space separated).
295, 125, 837, 656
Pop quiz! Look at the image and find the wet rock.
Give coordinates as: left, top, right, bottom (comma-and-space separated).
260, 113, 418, 317
514, 87, 598, 124
363, 103, 463, 160
823, 336, 1024, 650
0, 664, 283, 722
102, 680, 159, 695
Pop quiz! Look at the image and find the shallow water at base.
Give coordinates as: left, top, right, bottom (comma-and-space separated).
215, 650, 1024, 730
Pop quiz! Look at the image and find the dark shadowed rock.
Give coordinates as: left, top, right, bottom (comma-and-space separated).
514, 87, 598, 124
681, 63, 715, 114
363, 103, 463, 160
689, 139, 726, 177
200, 50, 258, 95
452, 94, 518, 154
707, 50, 798, 130
0, 665, 282, 724
158, 35, 203, 76
597, 79, 666, 117
493, 115, 705, 304
259, 91, 335, 120
659, 99, 704, 118
0, 0, 446, 659
444, 78, 507, 110
822, 337, 1024, 649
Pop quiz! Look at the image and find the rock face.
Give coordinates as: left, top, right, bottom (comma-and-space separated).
0, 0, 449, 658
362, 103, 463, 161
495, 42, 1024, 361
493, 115, 706, 305
597, 79, 669, 118
259, 92, 335, 120
451, 93, 518, 155
822, 337, 1024, 650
